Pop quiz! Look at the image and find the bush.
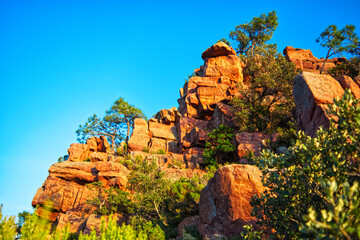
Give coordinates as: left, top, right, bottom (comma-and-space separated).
0, 204, 17, 240
328, 57, 360, 79
203, 124, 237, 168
251, 90, 360, 239
156, 149, 166, 154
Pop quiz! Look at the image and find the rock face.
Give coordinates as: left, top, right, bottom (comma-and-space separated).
67, 136, 113, 162
178, 42, 244, 120
284, 46, 345, 73
180, 164, 265, 238
32, 161, 130, 232
127, 42, 245, 167
293, 72, 352, 136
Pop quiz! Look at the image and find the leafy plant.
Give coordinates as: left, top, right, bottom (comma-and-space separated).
316, 24, 359, 74
156, 149, 166, 155
301, 180, 360, 240
203, 124, 237, 167
251, 90, 360, 239
328, 57, 360, 79
0, 204, 17, 240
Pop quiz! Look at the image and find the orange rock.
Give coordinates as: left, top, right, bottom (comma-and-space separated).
149, 121, 177, 141
201, 42, 236, 59
338, 75, 360, 99
176, 117, 208, 151
353, 75, 360, 88
294, 71, 344, 136
128, 118, 150, 152
236, 132, 270, 159
198, 164, 265, 238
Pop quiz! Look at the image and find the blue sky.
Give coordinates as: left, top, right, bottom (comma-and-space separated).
0, 0, 359, 217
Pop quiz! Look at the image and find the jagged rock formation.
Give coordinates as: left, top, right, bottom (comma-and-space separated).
284, 46, 346, 73
178, 164, 265, 239
128, 42, 269, 168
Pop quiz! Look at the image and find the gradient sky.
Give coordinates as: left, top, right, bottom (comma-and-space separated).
1, 0, 359, 217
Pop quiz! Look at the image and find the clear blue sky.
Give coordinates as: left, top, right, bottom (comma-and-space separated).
1, 0, 359, 217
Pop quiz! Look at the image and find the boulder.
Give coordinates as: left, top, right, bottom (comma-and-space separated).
197, 164, 265, 238
293, 71, 344, 136
128, 118, 150, 152
236, 132, 270, 159
201, 42, 236, 59
176, 117, 208, 151
208, 102, 234, 128
337, 75, 360, 99
154, 107, 181, 125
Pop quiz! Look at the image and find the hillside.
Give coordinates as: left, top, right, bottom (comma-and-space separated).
27, 42, 360, 239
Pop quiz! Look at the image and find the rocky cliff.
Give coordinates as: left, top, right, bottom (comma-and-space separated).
32, 42, 359, 238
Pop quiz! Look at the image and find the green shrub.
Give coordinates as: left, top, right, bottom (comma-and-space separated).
142, 147, 150, 153
251, 90, 360, 239
156, 149, 166, 154
301, 180, 360, 239
203, 124, 237, 168
328, 57, 360, 79
0, 204, 17, 240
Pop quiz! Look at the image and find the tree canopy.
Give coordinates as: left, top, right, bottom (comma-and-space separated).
316, 24, 358, 74
229, 11, 278, 56
76, 97, 146, 150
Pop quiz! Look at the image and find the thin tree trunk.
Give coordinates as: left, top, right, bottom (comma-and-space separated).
320, 48, 332, 74
126, 120, 130, 144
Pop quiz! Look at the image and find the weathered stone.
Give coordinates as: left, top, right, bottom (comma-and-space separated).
128, 118, 150, 152
67, 143, 91, 162
90, 152, 109, 162
176, 117, 208, 151
198, 164, 265, 238
338, 75, 360, 99
236, 132, 270, 159
177, 216, 201, 239
149, 121, 177, 141
154, 107, 181, 125
201, 42, 236, 59
208, 102, 234, 128
294, 71, 344, 136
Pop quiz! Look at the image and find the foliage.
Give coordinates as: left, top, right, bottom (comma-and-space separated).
229, 11, 278, 56
77, 214, 165, 240
142, 147, 150, 153
231, 49, 298, 134
76, 97, 146, 150
76, 114, 122, 151
217, 38, 231, 47
58, 155, 69, 163
239, 225, 262, 240
251, 90, 360, 239
301, 180, 360, 240
87, 155, 212, 238
203, 124, 237, 167
0, 204, 17, 240
316, 24, 359, 74
105, 97, 146, 143
156, 149, 166, 154
328, 57, 360, 79
181, 226, 202, 240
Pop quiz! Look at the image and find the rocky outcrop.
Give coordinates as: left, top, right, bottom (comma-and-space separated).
284, 46, 345, 73
32, 161, 130, 231
178, 164, 265, 239
127, 42, 243, 167
178, 42, 244, 120
67, 136, 112, 162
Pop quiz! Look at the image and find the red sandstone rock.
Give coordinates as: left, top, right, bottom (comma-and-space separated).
353, 75, 360, 88
236, 132, 270, 159
197, 164, 265, 238
293, 71, 345, 136
154, 107, 181, 125
178, 43, 244, 119
83, 214, 127, 235
284, 46, 342, 73
128, 118, 150, 152
201, 42, 236, 59
338, 75, 360, 99
176, 117, 208, 151
208, 102, 234, 128
183, 147, 204, 169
